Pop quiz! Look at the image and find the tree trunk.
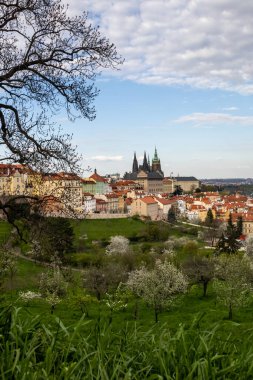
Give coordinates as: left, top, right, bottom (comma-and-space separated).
228, 303, 233, 320
203, 281, 208, 297
109, 310, 113, 325
154, 306, 159, 323
133, 300, 139, 320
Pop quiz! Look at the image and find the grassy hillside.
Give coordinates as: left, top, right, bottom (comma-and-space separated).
2, 217, 252, 378
0, 220, 11, 244
71, 218, 145, 243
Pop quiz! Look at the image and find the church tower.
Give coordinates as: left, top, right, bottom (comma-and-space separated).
152, 147, 162, 172
132, 152, 138, 173
142, 151, 150, 172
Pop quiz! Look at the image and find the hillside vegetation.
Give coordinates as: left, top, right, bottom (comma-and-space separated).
1, 217, 253, 378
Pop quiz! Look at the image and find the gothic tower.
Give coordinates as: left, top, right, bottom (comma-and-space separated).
132, 152, 138, 173
142, 151, 150, 172
152, 147, 162, 172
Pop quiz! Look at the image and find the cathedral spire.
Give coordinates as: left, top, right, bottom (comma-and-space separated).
132, 151, 138, 173
154, 146, 158, 160
142, 151, 150, 172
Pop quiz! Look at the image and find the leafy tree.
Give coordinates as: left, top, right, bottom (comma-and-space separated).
205, 209, 214, 227
142, 222, 169, 242
83, 263, 127, 301
213, 255, 252, 320
173, 185, 183, 196
68, 289, 97, 317
104, 283, 128, 324
245, 237, 253, 258
227, 213, 235, 236
236, 216, 243, 238
0, 248, 16, 293
202, 219, 222, 247
29, 217, 74, 261
167, 206, 177, 223
127, 260, 188, 322
182, 255, 215, 297
216, 232, 227, 253
216, 214, 241, 254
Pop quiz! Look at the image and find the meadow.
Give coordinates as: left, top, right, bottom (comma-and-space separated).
1, 218, 253, 379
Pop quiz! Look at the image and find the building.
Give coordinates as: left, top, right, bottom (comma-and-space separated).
82, 169, 111, 195
124, 148, 164, 193
174, 176, 200, 192
83, 192, 96, 214
131, 196, 159, 220
95, 193, 119, 213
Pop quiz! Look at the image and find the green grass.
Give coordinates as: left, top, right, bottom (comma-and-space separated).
0, 221, 11, 245
71, 218, 145, 243
3, 254, 253, 378
2, 217, 252, 378
1, 305, 253, 379
3, 256, 253, 330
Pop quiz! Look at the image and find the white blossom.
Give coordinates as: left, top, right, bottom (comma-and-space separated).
106, 235, 131, 256
127, 260, 188, 321
19, 291, 41, 303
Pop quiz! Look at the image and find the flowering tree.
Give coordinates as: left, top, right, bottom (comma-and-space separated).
127, 260, 188, 322
106, 236, 131, 256
213, 255, 253, 320
39, 266, 68, 313
104, 283, 128, 323
19, 290, 41, 306
245, 237, 253, 258
0, 248, 16, 293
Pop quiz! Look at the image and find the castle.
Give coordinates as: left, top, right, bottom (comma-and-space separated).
124, 148, 164, 193
124, 148, 200, 194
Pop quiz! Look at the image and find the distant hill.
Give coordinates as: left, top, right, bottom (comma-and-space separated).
201, 178, 253, 185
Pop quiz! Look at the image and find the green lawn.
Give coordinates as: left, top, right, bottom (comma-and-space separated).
0, 220, 11, 245
2, 218, 253, 378
3, 256, 253, 331
71, 218, 145, 243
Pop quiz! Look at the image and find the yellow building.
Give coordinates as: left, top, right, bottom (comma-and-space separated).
174, 177, 200, 192
131, 196, 159, 220
0, 165, 83, 217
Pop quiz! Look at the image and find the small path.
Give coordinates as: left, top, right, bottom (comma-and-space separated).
11, 246, 86, 274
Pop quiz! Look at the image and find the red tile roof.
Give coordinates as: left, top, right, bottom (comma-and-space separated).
140, 196, 157, 205
90, 171, 107, 183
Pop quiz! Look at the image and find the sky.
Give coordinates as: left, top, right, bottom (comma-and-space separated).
63, 0, 253, 179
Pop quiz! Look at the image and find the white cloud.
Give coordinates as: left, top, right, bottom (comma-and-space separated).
175, 113, 253, 125
67, 0, 253, 94
91, 155, 123, 161
222, 107, 238, 111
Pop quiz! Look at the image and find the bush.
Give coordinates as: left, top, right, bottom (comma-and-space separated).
70, 252, 105, 267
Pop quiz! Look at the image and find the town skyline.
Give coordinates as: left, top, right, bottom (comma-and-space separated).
59, 1, 253, 178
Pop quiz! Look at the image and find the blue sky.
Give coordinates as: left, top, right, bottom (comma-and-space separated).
64, 0, 253, 179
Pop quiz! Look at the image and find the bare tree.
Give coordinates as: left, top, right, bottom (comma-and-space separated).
0, 0, 121, 172
182, 255, 215, 297
0, 0, 122, 226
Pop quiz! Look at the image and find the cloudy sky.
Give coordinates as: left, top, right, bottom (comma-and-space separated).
64, 0, 253, 178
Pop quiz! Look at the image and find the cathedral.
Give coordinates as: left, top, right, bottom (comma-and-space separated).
124, 148, 164, 193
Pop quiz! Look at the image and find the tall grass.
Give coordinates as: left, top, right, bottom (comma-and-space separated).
1, 307, 253, 379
